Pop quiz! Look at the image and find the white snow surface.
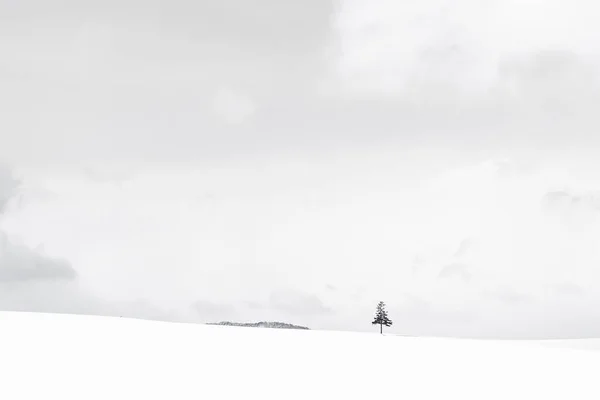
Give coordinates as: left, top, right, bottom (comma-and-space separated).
1, 311, 599, 399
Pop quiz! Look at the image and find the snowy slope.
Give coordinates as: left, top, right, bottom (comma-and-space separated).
1, 312, 599, 400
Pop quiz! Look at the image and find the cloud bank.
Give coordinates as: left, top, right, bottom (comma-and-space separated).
3, 0, 600, 338
0, 165, 175, 321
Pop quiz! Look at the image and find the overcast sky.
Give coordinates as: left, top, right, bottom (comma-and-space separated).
2, 0, 600, 338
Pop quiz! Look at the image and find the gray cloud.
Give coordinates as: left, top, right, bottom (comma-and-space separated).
191, 300, 237, 322
386, 294, 479, 338
0, 164, 175, 321
268, 290, 332, 317
438, 263, 472, 283
2, 1, 600, 168
384, 287, 600, 339
552, 283, 585, 298
0, 280, 177, 322
0, 234, 77, 282
453, 239, 472, 258
0, 164, 19, 213
0, 166, 76, 283
0, 0, 336, 166
482, 287, 534, 305
496, 50, 599, 117
411, 255, 426, 276
82, 166, 133, 187
542, 190, 600, 212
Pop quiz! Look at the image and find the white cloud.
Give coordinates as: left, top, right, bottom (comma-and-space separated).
212, 87, 256, 124
331, 0, 600, 97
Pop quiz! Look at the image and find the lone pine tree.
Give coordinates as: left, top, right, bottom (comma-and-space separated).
372, 301, 392, 334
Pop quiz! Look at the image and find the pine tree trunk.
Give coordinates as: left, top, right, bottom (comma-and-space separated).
380, 323, 382, 335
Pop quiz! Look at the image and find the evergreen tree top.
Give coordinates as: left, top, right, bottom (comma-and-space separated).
372, 301, 393, 327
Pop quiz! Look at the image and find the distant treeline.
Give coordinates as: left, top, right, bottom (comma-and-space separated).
208, 321, 310, 330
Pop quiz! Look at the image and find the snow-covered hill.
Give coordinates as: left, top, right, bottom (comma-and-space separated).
1, 311, 599, 399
